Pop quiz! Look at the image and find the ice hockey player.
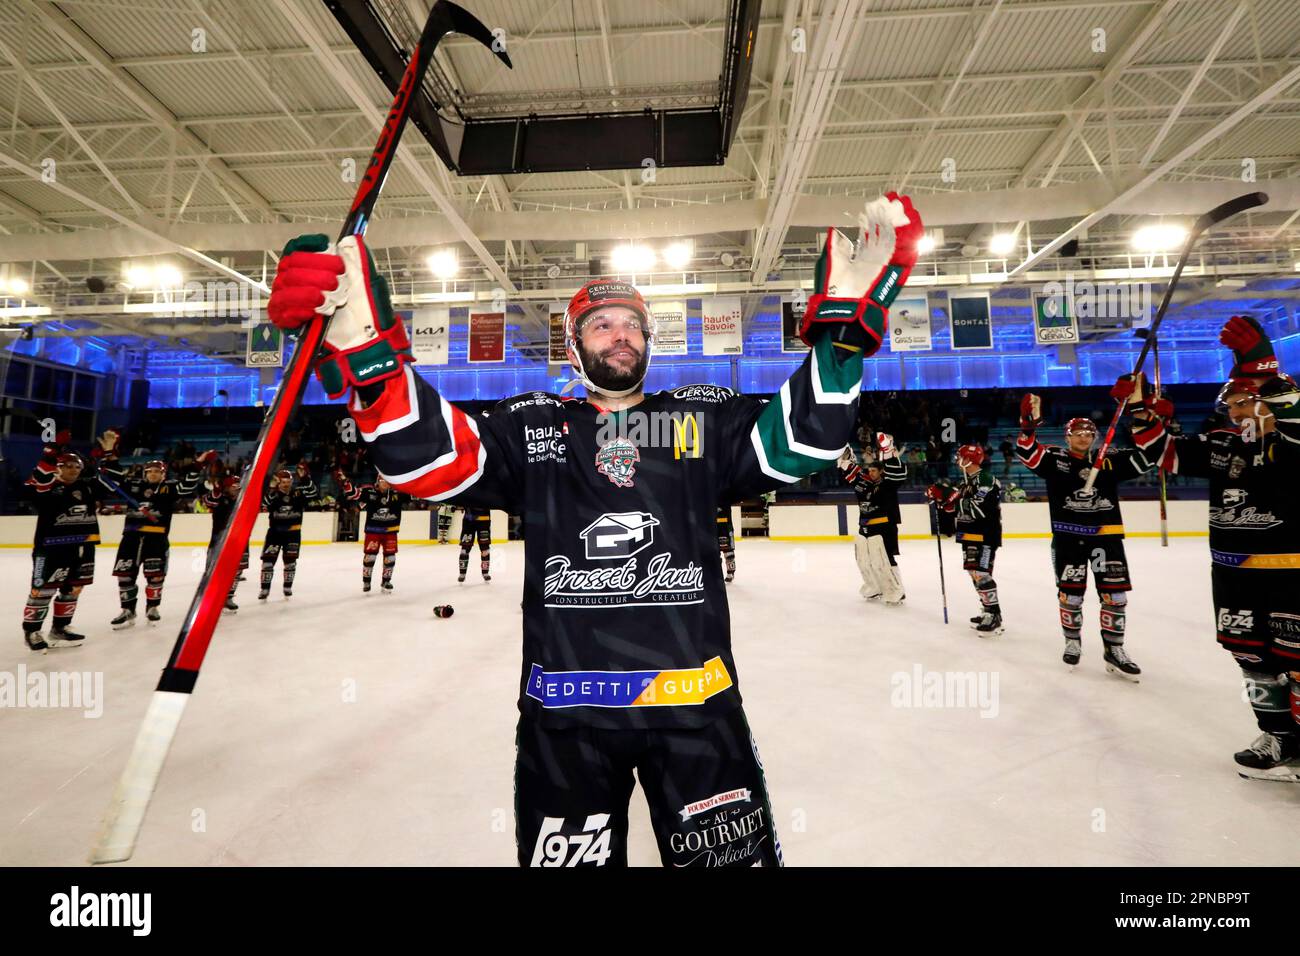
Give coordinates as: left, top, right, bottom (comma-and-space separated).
1128, 315, 1300, 781
259, 463, 318, 600
457, 506, 492, 583
201, 473, 245, 611
336, 470, 409, 593
1016, 393, 1152, 678
716, 506, 736, 583
928, 444, 1003, 635
841, 432, 908, 605
436, 503, 454, 544
21, 448, 105, 651
98, 432, 209, 628
266, 191, 922, 866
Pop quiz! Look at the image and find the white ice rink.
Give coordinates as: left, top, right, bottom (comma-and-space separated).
2, 534, 1297, 867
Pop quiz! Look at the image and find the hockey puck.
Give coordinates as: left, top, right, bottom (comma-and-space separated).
433, 604, 454, 618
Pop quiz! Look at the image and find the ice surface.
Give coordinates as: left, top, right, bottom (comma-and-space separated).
1, 535, 1296, 866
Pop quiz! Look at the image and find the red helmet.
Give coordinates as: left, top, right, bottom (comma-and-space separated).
563, 278, 652, 398
221, 475, 241, 492
274, 468, 292, 481
956, 444, 985, 467
144, 459, 167, 474
56, 452, 83, 469
1218, 373, 1298, 409
1065, 417, 1097, 439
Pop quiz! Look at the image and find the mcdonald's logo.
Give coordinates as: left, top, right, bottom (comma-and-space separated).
673, 413, 701, 459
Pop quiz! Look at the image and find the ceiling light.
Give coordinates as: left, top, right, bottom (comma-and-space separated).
663, 241, 692, 270
154, 264, 183, 288
3, 277, 30, 296
124, 264, 153, 288
1132, 223, 1188, 253
988, 233, 1016, 256
916, 234, 936, 256
427, 249, 459, 279
611, 243, 656, 273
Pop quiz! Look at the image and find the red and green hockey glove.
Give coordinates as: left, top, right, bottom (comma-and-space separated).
1220, 315, 1277, 377
268, 234, 413, 399
799, 192, 923, 355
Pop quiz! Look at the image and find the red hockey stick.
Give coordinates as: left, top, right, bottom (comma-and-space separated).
89, 0, 511, 865
1081, 191, 1267, 493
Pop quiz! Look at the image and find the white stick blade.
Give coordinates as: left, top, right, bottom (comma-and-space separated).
88, 690, 189, 865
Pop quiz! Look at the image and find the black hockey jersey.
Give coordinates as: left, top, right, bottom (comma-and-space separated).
341, 482, 408, 534
351, 334, 863, 730
98, 459, 201, 535
1134, 416, 1300, 568
1016, 429, 1151, 536
461, 507, 491, 533
843, 457, 906, 536
263, 480, 319, 534
25, 462, 107, 547
953, 467, 1002, 548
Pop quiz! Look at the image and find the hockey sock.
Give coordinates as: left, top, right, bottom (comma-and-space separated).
382, 553, 395, 584
1242, 669, 1293, 734
362, 553, 376, 584
1058, 591, 1083, 640
480, 548, 491, 576
1099, 592, 1127, 647
260, 560, 275, 592
24, 586, 55, 632
52, 589, 79, 630
145, 580, 163, 608
974, 573, 999, 614
724, 551, 735, 575
283, 562, 297, 592
118, 580, 139, 610
458, 548, 470, 577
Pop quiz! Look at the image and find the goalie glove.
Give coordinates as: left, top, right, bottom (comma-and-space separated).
799, 192, 923, 354
268, 234, 414, 399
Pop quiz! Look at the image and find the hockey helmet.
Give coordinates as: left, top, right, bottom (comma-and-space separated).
955, 444, 985, 468
1065, 417, 1097, 439
563, 278, 653, 398
56, 452, 84, 470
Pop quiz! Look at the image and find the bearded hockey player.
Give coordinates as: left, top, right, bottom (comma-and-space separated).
98, 434, 209, 628
336, 471, 410, 593
716, 507, 736, 583
202, 473, 246, 612
1017, 394, 1152, 678
259, 463, 318, 600
929, 444, 1003, 635
1128, 315, 1300, 781
840, 433, 907, 605
267, 191, 922, 867
457, 506, 491, 583
21, 450, 104, 651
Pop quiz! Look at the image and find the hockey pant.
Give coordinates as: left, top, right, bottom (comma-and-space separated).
515, 707, 782, 868
113, 530, 170, 611
1212, 565, 1300, 736
363, 532, 398, 586
261, 536, 301, 593
855, 534, 903, 603
26, 543, 94, 634
459, 525, 491, 578
1053, 534, 1129, 647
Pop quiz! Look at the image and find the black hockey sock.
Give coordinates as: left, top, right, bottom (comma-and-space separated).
118, 580, 139, 610
260, 561, 275, 591
1100, 596, 1126, 647
458, 548, 470, 576
24, 587, 55, 632
1058, 592, 1083, 640
52, 592, 78, 630
1243, 670, 1293, 734
283, 562, 297, 592
481, 552, 491, 576
382, 553, 395, 584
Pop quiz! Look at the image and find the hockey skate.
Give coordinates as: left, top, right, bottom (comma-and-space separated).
724, 571, 735, 584
457, 572, 466, 583
146, 606, 161, 624
860, 586, 882, 601
1234, 732, 1300, 782
24, 630, 47, 653
1103, 644, 1141, 682
223, 597, 238, 613
111, 608, 137, 630
971, 612, 1003, 636
381, 581, 393, 594
363, 581, 372, 593
1062, 638, 1082, 666
283, 589, 293, 599
47, 627, 85, 648
257, 590, 269, 601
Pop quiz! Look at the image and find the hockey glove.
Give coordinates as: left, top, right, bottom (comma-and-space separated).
799, 192, 923, 354
875, 432, 898, 460
1019, 394, 1043, 432
1220, 315, 1277, 377
268, 234, 413, 399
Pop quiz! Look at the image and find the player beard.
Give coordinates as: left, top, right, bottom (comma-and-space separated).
578, 339, 648, 393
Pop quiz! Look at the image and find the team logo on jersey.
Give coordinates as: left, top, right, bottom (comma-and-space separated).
670, 384, 733, 404
1228, 456, 1246, 479
594, 437, 639, 488
1209, 505, 1281, 531
1064, 491, 1113, 512
1222, 488, 1247, 506
581, 512, 659, 559
672, 413, 702, 459
679, 788, 752, 821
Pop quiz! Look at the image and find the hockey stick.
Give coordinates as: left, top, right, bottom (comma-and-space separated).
88, 1, 510, 866
1134, 327, 1170, 546
1082, 191, 1268, 493
931, 501, 949, 624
